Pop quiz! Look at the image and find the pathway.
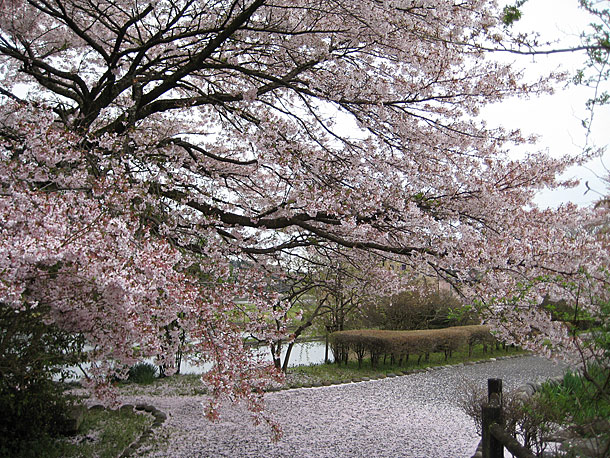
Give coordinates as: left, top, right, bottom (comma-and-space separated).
125, 356, 568, 458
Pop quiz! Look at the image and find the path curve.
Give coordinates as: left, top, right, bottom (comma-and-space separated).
125, 356, 568, 458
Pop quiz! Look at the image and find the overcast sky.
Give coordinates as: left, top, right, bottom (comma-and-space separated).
484, 0, 610, 208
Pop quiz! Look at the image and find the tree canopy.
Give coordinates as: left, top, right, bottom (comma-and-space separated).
1, 0, 608, 430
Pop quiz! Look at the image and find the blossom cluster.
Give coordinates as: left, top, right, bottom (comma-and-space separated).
0, 101, 283, 423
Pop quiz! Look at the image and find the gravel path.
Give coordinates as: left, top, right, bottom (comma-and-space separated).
126, 356, 569, 458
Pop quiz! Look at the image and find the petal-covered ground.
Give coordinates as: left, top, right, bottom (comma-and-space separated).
124, 356, 568, 458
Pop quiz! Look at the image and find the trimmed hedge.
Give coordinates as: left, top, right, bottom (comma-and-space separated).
329, 325, 494, 368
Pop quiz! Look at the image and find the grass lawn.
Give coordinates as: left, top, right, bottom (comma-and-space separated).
112, 342, 527, 395
61, 407, 153, 458
9, 407, 154, 458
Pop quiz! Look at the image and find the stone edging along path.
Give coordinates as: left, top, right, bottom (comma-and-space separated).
122, 404, 168, 458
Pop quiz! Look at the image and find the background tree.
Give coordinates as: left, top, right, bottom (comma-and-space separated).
361, 288, 475, 331
0, 301, 86, 455
309, 249, 389, 364
252, 247, 392, 371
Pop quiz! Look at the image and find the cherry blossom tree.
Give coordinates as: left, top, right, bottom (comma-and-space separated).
0, 100, 286, 433
1, 0, 608, 433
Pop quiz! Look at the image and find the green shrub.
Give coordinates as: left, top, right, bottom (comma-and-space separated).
128, 362, 158, 384
1, 404, 154, 458
537, 366, 610, 429
0, 303, 85, 456
0, 379, 75, 458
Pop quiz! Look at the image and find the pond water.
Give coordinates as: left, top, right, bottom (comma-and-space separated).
64, 339, 329, 379
179, 339, 328, 374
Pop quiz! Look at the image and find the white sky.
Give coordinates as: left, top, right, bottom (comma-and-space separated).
484, 0, 610, 208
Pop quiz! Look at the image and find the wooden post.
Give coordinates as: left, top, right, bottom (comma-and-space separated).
488, 378, 502, 404
482, 402, 503, 458
482, 378, 504, 458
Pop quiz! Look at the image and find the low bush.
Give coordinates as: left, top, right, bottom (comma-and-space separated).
459, 366, 610, 458
0, 379, 76, 458
457, 324, 497, 355
0, 405, 154, 458
127, 362, 158, 384
458, 381, 559, 457
537, 366, 610, 436
329, 325, 494, 367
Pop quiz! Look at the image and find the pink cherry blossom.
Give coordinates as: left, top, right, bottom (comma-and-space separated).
1, 0, 608, 434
